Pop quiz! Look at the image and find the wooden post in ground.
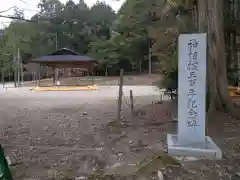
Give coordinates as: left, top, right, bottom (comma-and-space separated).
34, 72, 37, 84
91, 70, 94, 85
8, 70, 11, 83
130, 90, 134, 117
20, 53, 23, 85
117, 69, 124, 121
151, 101, 156, 120
13, 32, 17, 88
1, 67, 5, 88
53, 67, 56, 85
17, 48, 20, 87
148, 43, 152, 75
13, 59, 17, 88
38, 64, 41, 87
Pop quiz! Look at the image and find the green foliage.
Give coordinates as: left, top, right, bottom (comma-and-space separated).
0, 0, 198, 82
160, 50, 178, 98
0, 0, 116, 76
227, 66, 239, 86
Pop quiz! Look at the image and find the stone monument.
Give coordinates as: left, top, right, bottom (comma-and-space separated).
167, 33, 222, 159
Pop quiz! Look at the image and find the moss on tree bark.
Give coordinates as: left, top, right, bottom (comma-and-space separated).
198, 0, 240, 119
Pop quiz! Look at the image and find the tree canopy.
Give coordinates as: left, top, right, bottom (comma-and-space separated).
0, 0, 116, 70
0, 0, 182, 75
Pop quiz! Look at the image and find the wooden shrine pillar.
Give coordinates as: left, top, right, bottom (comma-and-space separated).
38, 64, 41, 87
53, 67, 56, 85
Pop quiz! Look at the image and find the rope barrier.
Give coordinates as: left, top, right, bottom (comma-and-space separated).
119, 90, 170, 119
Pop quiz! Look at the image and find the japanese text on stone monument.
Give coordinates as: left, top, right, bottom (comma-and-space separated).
187, 39, 199, 129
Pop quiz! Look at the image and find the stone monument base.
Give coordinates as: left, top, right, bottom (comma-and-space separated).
167, 134, 222, 160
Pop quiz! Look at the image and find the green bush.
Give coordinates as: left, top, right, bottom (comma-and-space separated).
161, 68, 178, 100
160, 50, 178, 100
227, 66, 239, 86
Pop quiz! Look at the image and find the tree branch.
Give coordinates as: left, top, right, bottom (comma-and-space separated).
0, 14, 34, 22
0, 6, 17, 14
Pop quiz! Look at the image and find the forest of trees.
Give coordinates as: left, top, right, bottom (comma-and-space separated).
0, 0, 117, 74
0, 0, 159, 77
0, 0, 240, 116
0, 0, 196, 76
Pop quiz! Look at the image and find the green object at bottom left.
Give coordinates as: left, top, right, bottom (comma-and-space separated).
0, 145, 12, 180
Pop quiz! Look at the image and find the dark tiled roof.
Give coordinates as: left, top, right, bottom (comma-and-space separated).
32, 55, 95, 62
31, 48, 97, 65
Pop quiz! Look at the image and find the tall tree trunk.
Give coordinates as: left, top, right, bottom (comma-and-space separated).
224, 0, 232, 69
233, 0, 240, 87
198, 0, 240, 118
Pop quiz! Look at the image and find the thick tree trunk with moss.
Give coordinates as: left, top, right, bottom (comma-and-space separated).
206, 0, 230, 112
197, 0, 240, 117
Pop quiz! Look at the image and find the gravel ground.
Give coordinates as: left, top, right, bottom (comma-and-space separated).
1, 80, 240, 179
0, 85, 170, 179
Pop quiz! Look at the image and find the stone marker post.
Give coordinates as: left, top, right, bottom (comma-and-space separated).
167, 33, 222, 159
178, 33, 206, 144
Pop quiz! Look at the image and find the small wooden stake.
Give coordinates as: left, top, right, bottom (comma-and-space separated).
130, 90, 134, 117
38, 64, 41, 87
117, 69, 124, 121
